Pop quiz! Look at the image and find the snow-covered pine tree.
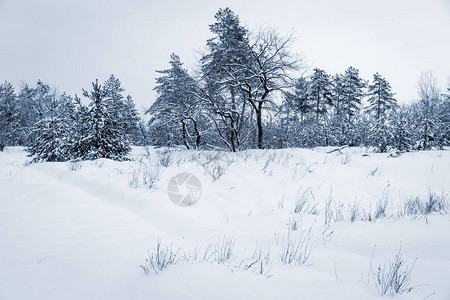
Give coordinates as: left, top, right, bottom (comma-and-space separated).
27, 92, 76, 162
16, 84, 37, 145
0, 81, 21, 145
366, 73, 398, 152
148, 53, 202, 149
124, 95, 142, 144
306, 68, 333, 145
200, 7, 252, 151
340, 66, 367, 145
103, 75, 140, 145
367, 73, 398, 121
76, 79, 131, 160
292, 77, 311, 122
391, 105, 415, 151
308, 68, 333, 122
329, 73, 346, 145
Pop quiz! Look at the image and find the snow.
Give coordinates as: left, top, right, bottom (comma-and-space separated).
0, 146, 449, 299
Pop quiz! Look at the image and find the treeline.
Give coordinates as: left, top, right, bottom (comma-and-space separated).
147, 8, 449, 152
0, 76, 144, 161
1, 8, 449, 162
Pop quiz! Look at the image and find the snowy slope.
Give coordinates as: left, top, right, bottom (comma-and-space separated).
0, 146, 449, 299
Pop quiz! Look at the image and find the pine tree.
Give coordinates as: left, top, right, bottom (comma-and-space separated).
292, 77, 311, 121
103, 75, 140, 145
16, 84, 37, 145
304, 68, 333, 145
0, 81, 20, 145
366, 73, 398, 152
124, 95, 142, 144
200, 7, 251, 151
308, 68, 333, 122
342, 67, 366, 122
76, 79, 131, 160
148, 53, 203, 149
340, 66, 367, 145
27, 92, 76, 162
391, 105, 415, 151
367, 73, 398, 121
329, 74, 346, 145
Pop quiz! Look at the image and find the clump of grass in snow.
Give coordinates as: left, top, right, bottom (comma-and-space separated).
140, 238, 180, 275
373, 190, 390, 220
156, 149, 173, 167
142, 236, 278, 277
324, 193, 345, 225
372, 247, 417, 296
401, 193, 447, 217
129, 159, 160, 189
213, 236, 236, 264
323, 189, 448, 224
199, 152, 232, 181
242, 246, 273, 278
294, 188, 318, 215
277, 224, 312, 266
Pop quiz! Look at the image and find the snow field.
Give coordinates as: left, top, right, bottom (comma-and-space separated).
0, 146, 449, 299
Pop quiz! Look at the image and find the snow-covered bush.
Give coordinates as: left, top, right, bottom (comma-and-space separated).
27, 118, 74, 162
27, 77, 136, 163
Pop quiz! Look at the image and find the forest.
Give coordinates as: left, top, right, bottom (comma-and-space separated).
0, 8, 449, 162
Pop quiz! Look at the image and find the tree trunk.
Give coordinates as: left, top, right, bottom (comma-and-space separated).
256, 102, 263, 149
181, 120, 190, 150
191, 119, 201, 149
230, 122, 236, 152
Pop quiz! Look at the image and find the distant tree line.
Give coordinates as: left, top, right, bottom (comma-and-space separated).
0, 75, 143, 161
1, 8, 449, 162
147, 8, 449, 152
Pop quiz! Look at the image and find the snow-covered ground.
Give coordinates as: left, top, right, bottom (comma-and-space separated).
1, 146, 449, 299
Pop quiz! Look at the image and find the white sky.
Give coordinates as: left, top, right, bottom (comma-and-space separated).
1, 0, 449, 113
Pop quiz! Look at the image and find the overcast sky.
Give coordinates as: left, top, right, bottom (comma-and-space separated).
1, 0, 449, 112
